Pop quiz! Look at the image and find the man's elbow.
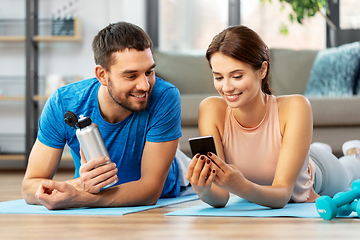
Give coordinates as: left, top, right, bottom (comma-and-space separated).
144, 199, 158, 206
21, 180, 39, 205
21, 189, 34, 205
140, 184, 163, 206
143, 191, 161, 206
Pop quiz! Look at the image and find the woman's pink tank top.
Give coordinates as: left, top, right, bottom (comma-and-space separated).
222, 94, 318, 202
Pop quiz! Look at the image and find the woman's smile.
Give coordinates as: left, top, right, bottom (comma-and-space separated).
224, 92, 243, 101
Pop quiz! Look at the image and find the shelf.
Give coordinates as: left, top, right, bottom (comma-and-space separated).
0, 36, 25, 42
0, 95, 63, 102
0, 154, 72, 161
0, 96, 25, 101
0, 154, 25, 161
33, 95, 48, 101
0, 17, 82, 42
0, 75, 80, 102
0, 95, 49, 101
33, 17, 82, 42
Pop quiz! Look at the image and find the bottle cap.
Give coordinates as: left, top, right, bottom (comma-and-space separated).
77, 116, 92, 129
64, 110, 78, 128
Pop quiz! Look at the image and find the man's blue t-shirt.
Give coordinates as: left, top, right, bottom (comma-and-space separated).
38, 77, 182, 198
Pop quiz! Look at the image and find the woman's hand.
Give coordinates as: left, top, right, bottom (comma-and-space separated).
186, 153, 217, 198
207, 152, 246, 195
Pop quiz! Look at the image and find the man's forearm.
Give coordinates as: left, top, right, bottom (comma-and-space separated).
23, 175, 165, 209
22, 178, 46, 205
76, 179, 163, 208
65, 178, 84, 191
22, 177, 80, 205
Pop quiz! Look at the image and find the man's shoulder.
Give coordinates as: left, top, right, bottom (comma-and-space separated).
149, 77, 180, 105
145, 77, 181, 115
153, 77, 178, 93
46, 77, 100, 114
52, 78, 99, 102
58, 77, 99, 94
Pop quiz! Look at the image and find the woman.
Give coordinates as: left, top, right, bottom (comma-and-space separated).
186, 25, 360, 208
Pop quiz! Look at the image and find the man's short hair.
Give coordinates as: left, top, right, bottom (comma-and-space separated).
92, 21, 153, 70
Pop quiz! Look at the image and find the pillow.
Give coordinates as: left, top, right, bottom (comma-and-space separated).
153, 50, 217, 94
304, 41, 360, 97
353, 56, 360, 95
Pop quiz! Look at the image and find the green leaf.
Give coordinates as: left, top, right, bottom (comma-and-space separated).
266, 0, 329, 34
289, 13, 294, 23
280, 4, 285, 12
280, 24, 288, 35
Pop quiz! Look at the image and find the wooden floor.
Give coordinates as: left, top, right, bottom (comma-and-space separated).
1, 170, 360, 240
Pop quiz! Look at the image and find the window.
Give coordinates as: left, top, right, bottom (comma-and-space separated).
157, 0, 328, 52
159, 0, 228, 54
340, 0, 360, 29
240, 0, 326, 50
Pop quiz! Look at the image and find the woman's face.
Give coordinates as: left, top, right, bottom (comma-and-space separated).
210, 52, 265, 109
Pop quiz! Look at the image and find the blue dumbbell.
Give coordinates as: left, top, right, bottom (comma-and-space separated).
334, 192, 353, 216
337, 198, 360, 217
315, 179, 360, 220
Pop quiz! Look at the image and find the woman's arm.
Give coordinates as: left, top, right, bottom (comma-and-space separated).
186, 96, 230, 207
269, 94, 313, 206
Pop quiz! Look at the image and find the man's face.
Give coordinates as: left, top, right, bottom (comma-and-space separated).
105, 48, 156, 112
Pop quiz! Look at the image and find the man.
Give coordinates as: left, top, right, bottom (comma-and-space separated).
22, 21, 185, 210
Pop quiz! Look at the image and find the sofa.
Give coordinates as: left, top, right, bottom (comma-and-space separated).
153, 46, 360, 158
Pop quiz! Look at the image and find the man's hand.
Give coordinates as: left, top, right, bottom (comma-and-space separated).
35, 180, 80, 210
78, 148, 118, 194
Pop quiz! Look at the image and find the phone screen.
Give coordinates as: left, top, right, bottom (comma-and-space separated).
188, 135, 217, 157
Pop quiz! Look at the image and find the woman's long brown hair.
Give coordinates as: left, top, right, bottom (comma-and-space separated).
206, 25, 271, 95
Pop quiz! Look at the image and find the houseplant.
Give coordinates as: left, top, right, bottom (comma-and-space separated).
261, 0, 336, 34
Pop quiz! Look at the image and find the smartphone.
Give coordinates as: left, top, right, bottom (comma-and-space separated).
188, 135, 217, 157
188, 135, 220, 169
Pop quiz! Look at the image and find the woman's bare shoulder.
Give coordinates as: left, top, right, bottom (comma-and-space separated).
199, 96, 227, 128
199, 96, 227, 112
277, 94, 311, 112
276, 94, 313, 133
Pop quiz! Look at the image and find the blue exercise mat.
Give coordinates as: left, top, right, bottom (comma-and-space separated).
0, 194, 198, 216
165, 195, 358, 218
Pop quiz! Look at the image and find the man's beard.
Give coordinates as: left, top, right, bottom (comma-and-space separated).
107, 78, 152, 113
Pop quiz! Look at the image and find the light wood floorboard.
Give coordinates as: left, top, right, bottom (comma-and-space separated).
1, 170, 360, 240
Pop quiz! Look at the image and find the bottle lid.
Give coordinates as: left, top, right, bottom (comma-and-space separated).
77, 116, 92, 129
64, 110, 78, 128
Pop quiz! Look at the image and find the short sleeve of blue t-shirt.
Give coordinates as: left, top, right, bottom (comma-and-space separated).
145, 79, 182, 143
